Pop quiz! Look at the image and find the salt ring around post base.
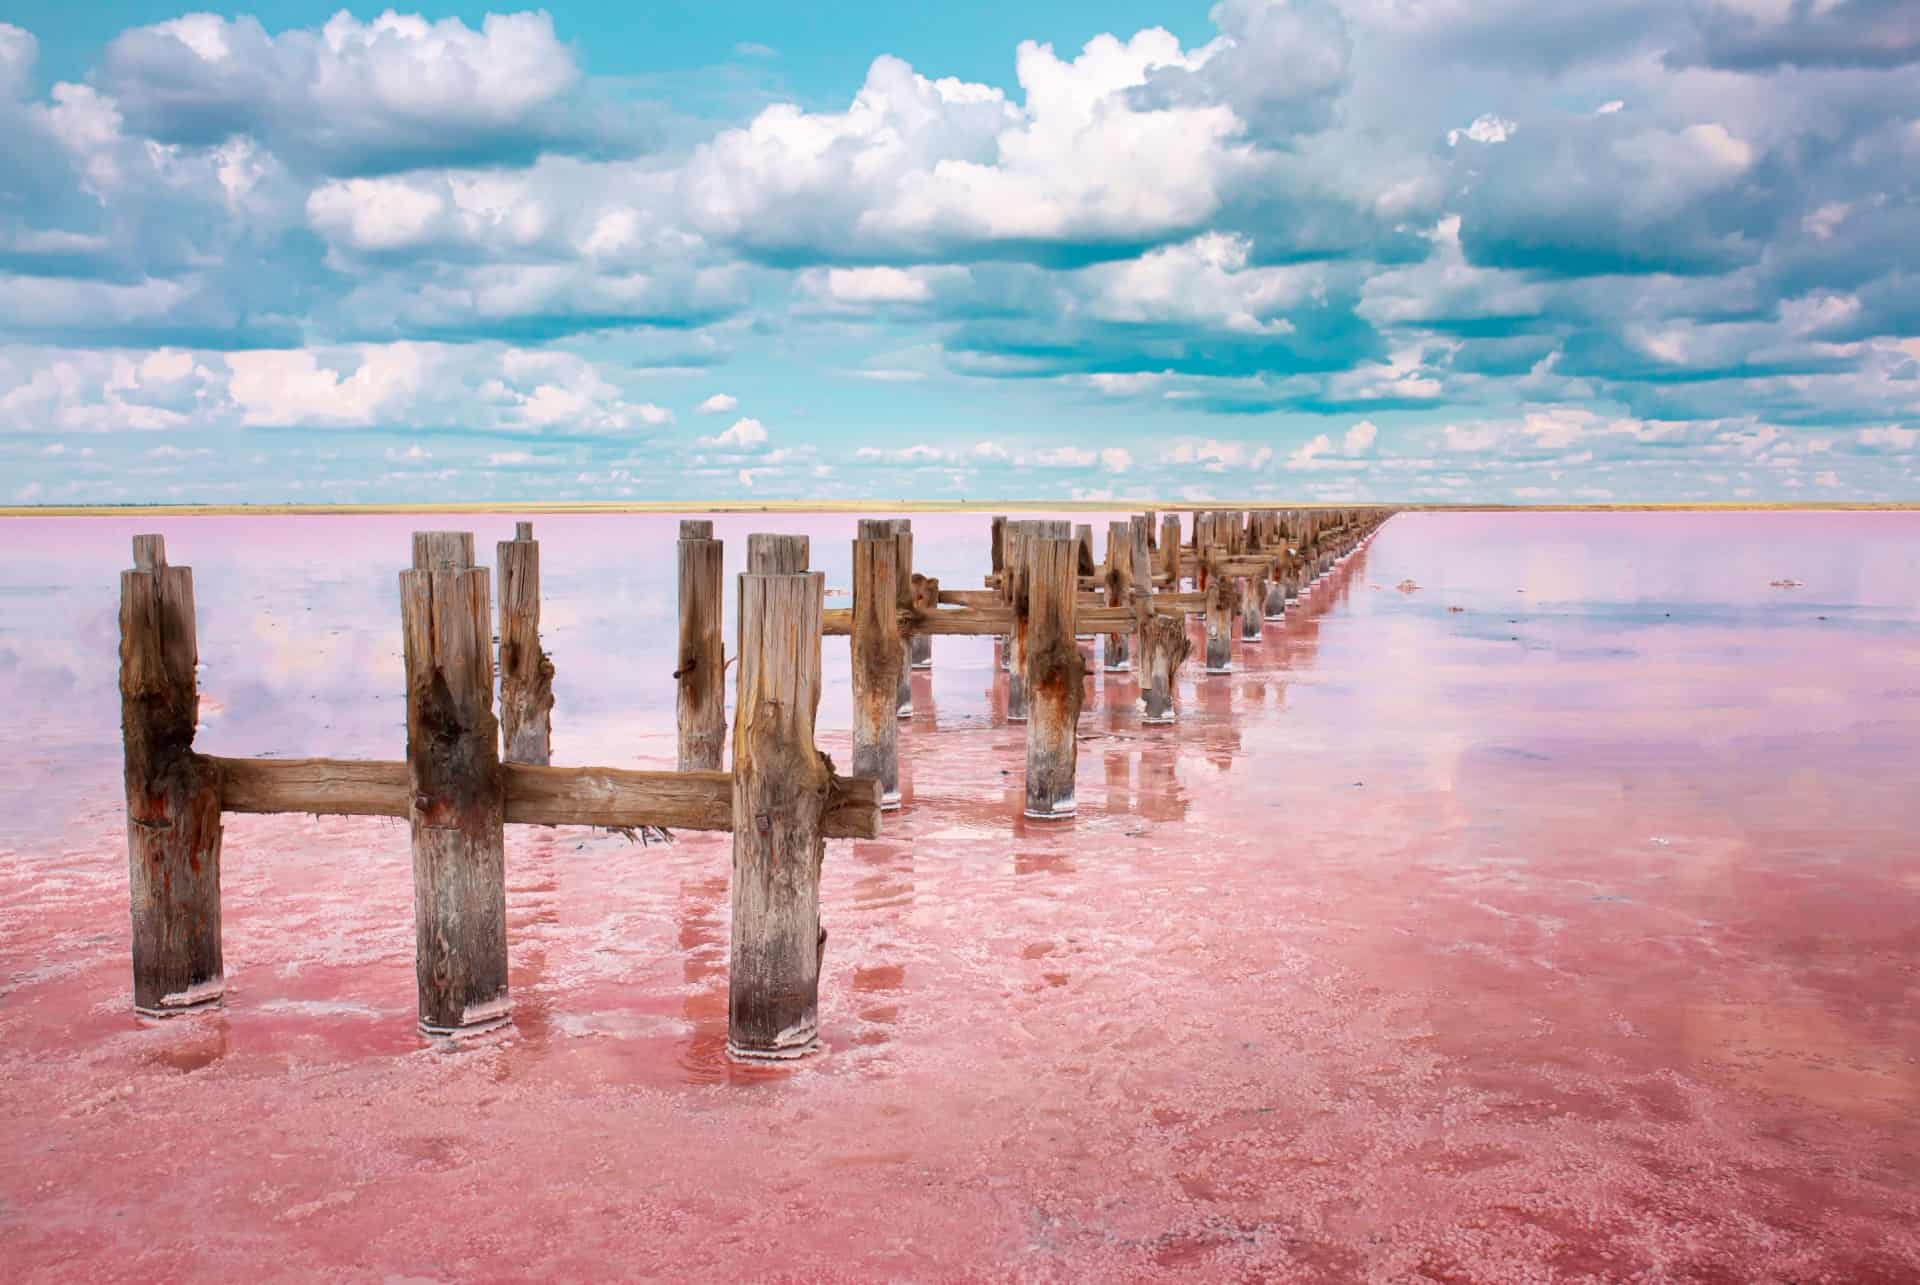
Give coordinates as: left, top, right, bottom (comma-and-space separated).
727, 1037, 819, 1062
419, 1013, 512, 1041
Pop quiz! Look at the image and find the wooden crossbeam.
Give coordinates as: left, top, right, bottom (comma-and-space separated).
212, 757, 882, 839
822, 604, 1141, 637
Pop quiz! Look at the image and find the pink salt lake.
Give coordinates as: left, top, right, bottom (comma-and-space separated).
1, 510, 1916, 1282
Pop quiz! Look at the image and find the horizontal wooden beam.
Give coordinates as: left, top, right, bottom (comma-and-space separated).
823, 604, 1145, 637
211, 756, 881, 840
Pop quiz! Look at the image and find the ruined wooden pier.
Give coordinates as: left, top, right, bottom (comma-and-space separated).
119, 506, 1390, 1056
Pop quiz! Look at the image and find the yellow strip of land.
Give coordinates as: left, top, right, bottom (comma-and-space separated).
2, 500, 1916, 518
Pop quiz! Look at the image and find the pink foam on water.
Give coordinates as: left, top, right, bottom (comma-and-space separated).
1, 510, 1917, 1280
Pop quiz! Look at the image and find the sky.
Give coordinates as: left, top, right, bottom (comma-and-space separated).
1, 1, 1917, 506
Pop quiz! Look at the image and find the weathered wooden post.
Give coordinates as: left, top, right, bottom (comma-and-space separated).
1102, 519, 1133, 672
1024, 536, 1084, 820
1136, 597, 1191, 725
729, 563, 831, 1060
1074, 524, 1097, 577
677, 520, 726, 772
121, 535, 224, 1017
1264, 518, 1290, 619
747, 532, 809, 574
889, 519, 914, 718
1073, 523, 1096, 643
401, 532, 509, 1036
1240, 567, 1266, 643
1159, 513, 1182, 588
851, 520, 902, 809
1129, 515, 1154, 666
1203, 553, 1234, 674
910, 572, 938, 670
991, 514, 1009, 670
1004, 520, 1032, 721
497, 522, 554, 766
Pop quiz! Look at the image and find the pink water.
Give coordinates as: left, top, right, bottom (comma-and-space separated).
2, 511, 1917, 1282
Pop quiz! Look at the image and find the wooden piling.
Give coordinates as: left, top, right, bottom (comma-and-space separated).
747, 532, 809, 574
401, 533, 509, 1036
1003, 521, 1032, 721
991, 515, 1009, 670
851, 521, 902, 808
729, 566, 830, 1060
1129, 516, 1154, 665
1136, 597, 1191, 724
1024, 536, 1084, 820
889, 519, 914, 718
1203, 553, 1233, 674
909, 573, 938, 669
1159, 513, 1182, 588
120, 535, 224, 1017
677, 520, 726, 773
1240, 569, 1265, 642
1102, 519, 1133, 672
1264, 533, 1289, 619
497, 523, 553, 766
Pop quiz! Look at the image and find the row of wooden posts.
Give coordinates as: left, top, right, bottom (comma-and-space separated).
119, 508, 1389, 1058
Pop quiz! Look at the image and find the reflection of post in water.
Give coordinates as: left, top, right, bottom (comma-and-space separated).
1197, 661, 1241, 772
1102, 746, 1131, 816
503, 827, 563, 1053
847, 838, 915, 1048
899, 668, 940, 806
1136, 738, 1188, 824
675, 865, 731, 1083
1014, 845, 1076, 878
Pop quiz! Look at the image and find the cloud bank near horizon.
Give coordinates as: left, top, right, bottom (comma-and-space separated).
1, 1, 1916, 505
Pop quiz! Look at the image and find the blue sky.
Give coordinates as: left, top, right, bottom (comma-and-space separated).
1, 1, 1917, 505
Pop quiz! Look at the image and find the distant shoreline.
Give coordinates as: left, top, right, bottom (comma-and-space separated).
1, 501, 1916, 518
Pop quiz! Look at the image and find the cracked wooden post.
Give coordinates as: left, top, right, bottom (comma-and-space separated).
121, 534, 224, 1017
1204, 552, 1233, 674
729, 564, 830, 1060
1129, 515, 1153, 666
909, 572, 938, 669
1159, 513, 1182, 588
1137, 595, 1192, 725
1264, 514, 1290, 620
1102, 519, 1133, 672
1240, 562, 1266, 643
851, 520, 902, 809
1073, 524, 1096, 642
402, 532, 509, 1037
991, 514, 1009, 670
1024, 536, 1084, 820
747, 532, 809, 574
497, 522, 553, 766
1004, 520, 1032, 721
677, 520, 726, 773
889, 519, 914, 717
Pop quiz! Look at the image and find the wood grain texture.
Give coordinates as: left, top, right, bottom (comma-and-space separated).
729, 570, 830, 1059
212, 757, 878, 839
400, 542, 509, 1037
497, 529, 553, 766
887, 519, 914, 718
1023, 537, 1084, 819
1102, 519, 1133, 672
120, 537, 224, 1016
676, 532, 726, 772
850, 523, 901, 806
747, 533, 809, 574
